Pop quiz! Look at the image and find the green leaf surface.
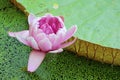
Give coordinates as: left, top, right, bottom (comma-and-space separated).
17, 0, 120, 49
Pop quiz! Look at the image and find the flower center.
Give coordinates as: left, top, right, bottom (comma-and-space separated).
38, 17, 63, 34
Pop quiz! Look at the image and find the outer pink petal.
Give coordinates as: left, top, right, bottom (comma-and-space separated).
48, 28, 65, 50
38, 38, 52, 52
63, 25, 77, 42
52, 30, 65, 49
48, 33, 56, 43
35, 33, 46, 42
27, 50, 46, 72
28, 13, 36, 25
45, 13, 53, 17
28, 14, 40, 36
49, 48, 63, 53
60, 37, 77, 48
8, 30, 29, 46
26, 37, 39, 50
56, 28, 66, 42
59, 16, 64, 22
29, 23, 38, 36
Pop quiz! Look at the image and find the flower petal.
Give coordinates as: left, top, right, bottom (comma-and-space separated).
59, 16, 64, 22
35, 33, 46, 42
27, 37, 39, 50
45, 13, 53, 17
28, 14, 39, 36
49, 48, 63, 53
49, 28, 66, 50
56, 28, 66, 43
48, 33, 56, 43
28, 13, 36, 25
60, 37, 77, 48
38, 38, 52, 52
29, 23, 38, 36
27, 50, 46, 72
52, 29, 65, 49
63, 25, 77, 42
8, 30, 29, 46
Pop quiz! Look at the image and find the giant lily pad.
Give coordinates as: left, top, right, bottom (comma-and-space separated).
13, 0, 120, 49
11, 0, 120, 65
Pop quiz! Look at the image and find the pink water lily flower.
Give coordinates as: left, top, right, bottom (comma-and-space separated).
8, 13, 77, 72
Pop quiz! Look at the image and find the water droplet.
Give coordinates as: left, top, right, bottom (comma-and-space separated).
53, 3, 59, 9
